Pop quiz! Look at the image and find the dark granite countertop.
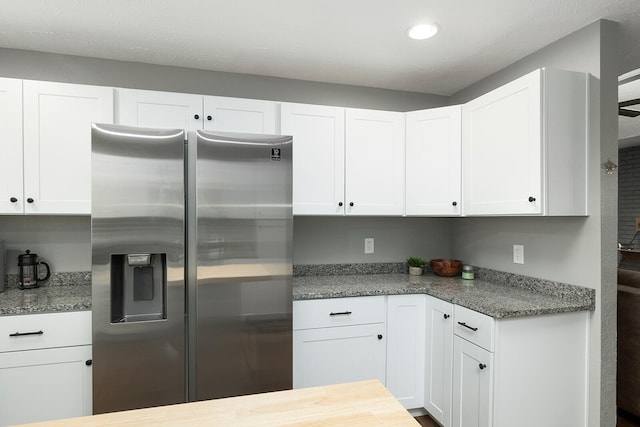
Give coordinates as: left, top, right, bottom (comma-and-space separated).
0, 265, 595, 319
293, 264, 595, 319
0, 273, 91, 316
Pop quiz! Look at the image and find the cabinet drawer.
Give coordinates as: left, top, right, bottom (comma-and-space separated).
0, 311, 92, 353
293, 296, 386, 330
453, 305, 495, 352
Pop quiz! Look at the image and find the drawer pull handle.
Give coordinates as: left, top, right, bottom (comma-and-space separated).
457, 322, 478, 331
479, 363, 487, 370
9, 330, 44, 337
329, 311, 352, 316
443, 314, 450, 319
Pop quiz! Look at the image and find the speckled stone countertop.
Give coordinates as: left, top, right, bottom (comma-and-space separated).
293, 264, 595, 319
0, 272, 91, 315
0, 264, 596, 319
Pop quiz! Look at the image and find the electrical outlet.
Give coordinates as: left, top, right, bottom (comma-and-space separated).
636, 217, 640, 231
513, 244, 524, 264
364, 238, 374, 254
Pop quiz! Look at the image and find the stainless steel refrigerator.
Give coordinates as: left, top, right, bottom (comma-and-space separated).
91, 124, 292, 414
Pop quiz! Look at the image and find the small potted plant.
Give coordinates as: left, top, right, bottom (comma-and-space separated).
407, 257, 427, 276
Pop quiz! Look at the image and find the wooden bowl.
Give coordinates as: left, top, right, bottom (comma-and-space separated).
430, 259, 463, 277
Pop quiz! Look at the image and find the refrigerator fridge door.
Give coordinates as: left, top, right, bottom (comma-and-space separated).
91, 124, 186, 414
191, 130, 292, 401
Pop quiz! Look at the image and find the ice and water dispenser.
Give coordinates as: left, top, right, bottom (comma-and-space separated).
110, 253, 167, 323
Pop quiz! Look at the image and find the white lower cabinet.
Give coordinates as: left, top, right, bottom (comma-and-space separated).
452, 336, 493, 427
293, 295, 588, 427
386, 295, 425, 409
449, 306, 588, 427
293, 323, 386, 388
292, 296, 386, 389
424, 296, 454, 426
293, 294, 426, 407
0, 311, 92, 427
0, 345, 92, 427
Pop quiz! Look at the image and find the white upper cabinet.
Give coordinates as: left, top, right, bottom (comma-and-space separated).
118, 89, 277, 135
117, 89, 202, 131
345, 108, 405, 215
462, 68, 588, 216
406, 106, 461, 216
204, 96, 276, 134
282, 105, 403, 216
19, 81, 113, 215
0, 78, 24, 214
281, 103, 345, 215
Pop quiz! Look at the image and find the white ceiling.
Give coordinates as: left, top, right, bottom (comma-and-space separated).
2, 0, 640, 96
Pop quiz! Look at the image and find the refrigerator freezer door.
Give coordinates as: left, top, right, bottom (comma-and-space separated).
91, 123, 186, 414
193, 130, 293, 401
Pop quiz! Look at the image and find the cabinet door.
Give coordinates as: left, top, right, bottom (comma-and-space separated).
23, 81, 114, 214
292, 323, 385, 389
425, 296, 454, 427
462, 70, 541, 215
452, 336, 493, 427
386, 295, 425, 409
0, 345, 92, 427
281, 103, 345, 215
345, 108, 405, 215
0, 78, 24, 214
406, 106, 461, 216
117, 88, 202, 131
203, 96, 276, 134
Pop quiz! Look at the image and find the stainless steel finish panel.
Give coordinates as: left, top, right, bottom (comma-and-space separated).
193, 130, 292, 401
91, 123, 186, 414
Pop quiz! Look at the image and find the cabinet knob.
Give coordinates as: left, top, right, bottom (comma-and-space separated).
452, 201, 457, 207
377, 334, 383, 340
443, 313, 450, 319
528, 196, 536, 202
479, 363, 486, 370
207, 115, 212, 121
349, 202, 354, 207
194, 114, 200, 120
338, 202, 343, 207
27, 198, 34, 204
85, 359, 93, 366
10, 197, 17, 203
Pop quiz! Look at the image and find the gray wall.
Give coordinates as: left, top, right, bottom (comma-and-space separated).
0, 216, 90, 274
450, 20, 618, 427
293, 217, 451, 264
0, 48, 448, 112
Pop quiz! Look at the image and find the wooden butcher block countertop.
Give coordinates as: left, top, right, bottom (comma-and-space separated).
15, 380, 419, 427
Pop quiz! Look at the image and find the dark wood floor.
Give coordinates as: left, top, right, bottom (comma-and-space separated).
414, 414, 440, 427
415, 412, 640, 427
619, 410, 640, 427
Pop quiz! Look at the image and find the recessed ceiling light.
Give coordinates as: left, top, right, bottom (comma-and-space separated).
407, 23, 439, 40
